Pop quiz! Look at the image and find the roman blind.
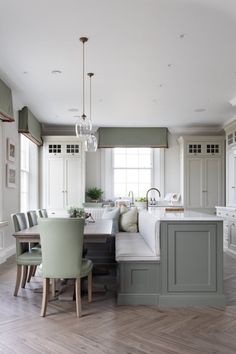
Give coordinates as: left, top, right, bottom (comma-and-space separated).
98, 127, 168, 148
0, 78, 14, 122
18, 106, 43, 146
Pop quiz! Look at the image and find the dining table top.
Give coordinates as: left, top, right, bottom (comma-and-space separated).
13, 219, 113, 244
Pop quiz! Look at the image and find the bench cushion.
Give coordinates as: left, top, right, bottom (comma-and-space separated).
116, 233, 160, 261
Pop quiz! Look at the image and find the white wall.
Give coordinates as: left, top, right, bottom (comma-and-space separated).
0, 110, 20, 264
85, 132, 181, 199
164, 133, 181, 195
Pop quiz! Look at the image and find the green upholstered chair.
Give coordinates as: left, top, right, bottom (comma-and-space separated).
27, 210, 38, 227
38, 209, 48, 218
27, 210, 41, 281
38, 218, 93, 318
11, 213, 42, 296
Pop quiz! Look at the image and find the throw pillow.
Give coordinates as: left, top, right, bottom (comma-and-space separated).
119, 207, 138, 232
102, 207, 120, 235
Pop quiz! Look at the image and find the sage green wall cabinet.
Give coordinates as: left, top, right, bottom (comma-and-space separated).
178, 136, 224, 208
159, 221, 225, 307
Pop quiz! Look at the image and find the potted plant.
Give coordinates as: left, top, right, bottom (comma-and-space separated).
67, 206, 86, 218
86, 187, 103, 202
134, 197, 147, 209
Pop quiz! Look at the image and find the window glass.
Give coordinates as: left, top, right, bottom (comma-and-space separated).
113, 148, 152, 198
20, 135, 38, 212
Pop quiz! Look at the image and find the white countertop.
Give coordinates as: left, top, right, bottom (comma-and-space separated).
215, 205, 236, 211
146, 208, 223, 221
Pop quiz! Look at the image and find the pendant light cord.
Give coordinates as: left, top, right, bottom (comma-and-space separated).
87, 73, 94, 123
80, 37, 88, 120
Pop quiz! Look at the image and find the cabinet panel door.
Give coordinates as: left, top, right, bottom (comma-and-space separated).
167, 223, 217, 292
186, 158, 203, 208
228, 221, 236, 252
47, 158, 64, 209
65, 158, 82, 207
205, 158, 222, 208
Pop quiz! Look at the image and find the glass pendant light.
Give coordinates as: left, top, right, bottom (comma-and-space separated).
85, 72, 97, 152
75, 37, 92, 137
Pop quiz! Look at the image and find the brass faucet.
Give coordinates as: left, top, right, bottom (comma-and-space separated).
128, 190, 134, 205
146, 188, 161, 209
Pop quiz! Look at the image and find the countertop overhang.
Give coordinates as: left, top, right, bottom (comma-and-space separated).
146, 208, 224, 221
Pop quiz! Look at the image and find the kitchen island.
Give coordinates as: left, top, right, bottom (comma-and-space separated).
116, 209, 225, 307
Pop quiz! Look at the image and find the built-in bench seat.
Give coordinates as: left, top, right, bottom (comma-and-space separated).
116, 233, 160, 261
115, 210, 161, 305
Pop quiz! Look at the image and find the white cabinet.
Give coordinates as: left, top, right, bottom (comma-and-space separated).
224, 121, 236, 206
42, 138, 85, 213
179, 136, 224, 209
216, 207, 236, 254
226, 148, 236, 206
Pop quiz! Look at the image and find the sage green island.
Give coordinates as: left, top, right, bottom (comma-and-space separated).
116, 209, 225, 307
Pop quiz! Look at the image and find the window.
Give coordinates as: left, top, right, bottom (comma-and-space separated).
20, 135, 38, 212
113, 148, 152, 198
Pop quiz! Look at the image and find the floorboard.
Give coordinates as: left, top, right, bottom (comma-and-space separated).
0, 253, 236, 353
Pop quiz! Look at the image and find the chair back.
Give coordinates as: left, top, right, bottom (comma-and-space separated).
27, 210, 38, 227
38, 209, 48, 218
11, 213, 29, 255
38, 218, 85, 279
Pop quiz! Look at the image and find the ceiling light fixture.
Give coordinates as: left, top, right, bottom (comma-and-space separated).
85, 73, 97, 152
75, 37, 92, 137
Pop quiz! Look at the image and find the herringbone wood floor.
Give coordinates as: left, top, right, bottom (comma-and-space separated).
1, 254, 236, 354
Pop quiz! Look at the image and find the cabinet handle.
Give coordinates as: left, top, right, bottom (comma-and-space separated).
202, 190, 207, 193
232, 186, 235, 189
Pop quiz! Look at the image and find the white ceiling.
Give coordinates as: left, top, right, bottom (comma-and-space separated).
1, 0, 236, 130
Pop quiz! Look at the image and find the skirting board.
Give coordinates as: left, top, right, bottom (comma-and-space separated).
159, 294, 226, 307
0, 245, 16, 265
117, 293, 159, 306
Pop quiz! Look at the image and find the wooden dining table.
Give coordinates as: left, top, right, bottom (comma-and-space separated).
13, 219, 113, 244
13, 219, 114, 296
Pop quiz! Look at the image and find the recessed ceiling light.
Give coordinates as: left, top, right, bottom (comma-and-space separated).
51, 70, 62, 74
68, 108, 79, 112
194, 108, 206, 113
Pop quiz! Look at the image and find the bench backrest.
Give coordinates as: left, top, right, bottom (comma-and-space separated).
138, 211, 160, 255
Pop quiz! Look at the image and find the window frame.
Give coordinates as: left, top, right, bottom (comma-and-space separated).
112, 147, 154, 198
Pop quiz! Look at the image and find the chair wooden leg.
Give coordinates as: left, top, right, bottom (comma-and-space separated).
88, 271, 92, 303
14, 265, 22, 296
41, 278, 50, 317
27, 266, 35, 283
21, 265, 28, 288
32, 265, 37, 277
51, 279, 56, 297
75, 278, 82, 318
